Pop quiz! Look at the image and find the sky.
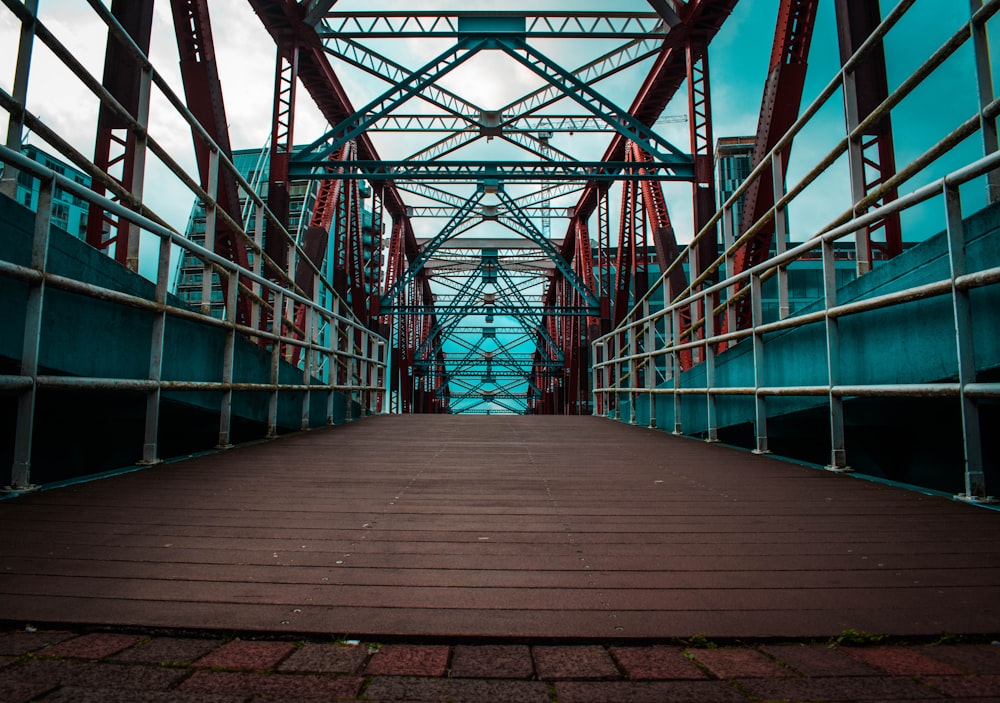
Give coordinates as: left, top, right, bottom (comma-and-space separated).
1, 0, 993, 247
1, 1, 996, 411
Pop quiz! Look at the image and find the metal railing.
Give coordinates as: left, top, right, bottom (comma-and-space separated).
0, 1, 388, 491
593, 0, 1000, 502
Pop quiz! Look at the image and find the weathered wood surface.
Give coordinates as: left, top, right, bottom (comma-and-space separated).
2, 415, 998, 639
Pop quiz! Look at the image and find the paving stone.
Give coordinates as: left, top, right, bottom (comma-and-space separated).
111, 637, 221, 665
0, 659, 186, 691
38, 633, 144, 660
37, 686, 245, 703
178, 670, 363, 699
364, 675, 550, 702
610, 646, 707, 680
555, 679, 748, 703
0, 681, 57, 703
761, 643, 881, 676
0, 631, 74, 656
278, 642, 368, 673
532, 645, 619, 680
686, 647, 794, 678
922, 674, 1000, 698
738, 675, 945, 701
843, 646, 966, 675
364, 644, 450, 676
918, 644, 1000, 674
193, 638, 296, 671
450, 645, 533, 678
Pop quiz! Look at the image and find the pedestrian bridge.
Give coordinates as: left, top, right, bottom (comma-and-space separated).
1, 0, 1000, 648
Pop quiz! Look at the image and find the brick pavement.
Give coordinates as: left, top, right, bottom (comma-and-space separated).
0, 628, 998, 702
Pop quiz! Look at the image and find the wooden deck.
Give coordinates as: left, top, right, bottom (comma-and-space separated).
2, 415, 999, 640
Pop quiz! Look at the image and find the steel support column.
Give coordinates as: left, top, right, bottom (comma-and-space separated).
84, 0, 153, 269
835, 0, 902, 274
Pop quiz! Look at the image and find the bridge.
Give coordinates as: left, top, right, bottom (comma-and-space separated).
1, 0, 1000, 692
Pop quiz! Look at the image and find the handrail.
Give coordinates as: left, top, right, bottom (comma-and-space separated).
593, 0, 1000, 503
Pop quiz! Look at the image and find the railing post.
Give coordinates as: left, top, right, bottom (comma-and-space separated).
628, 324, 638, 424
349, 352, 359, 421
721, 202, 737, 336
591, 339, 600, 416
217, 270, 238, 448
360, 333, 371, 417
268, 291, 283, 438
613, 332, 623, 422
972, 0, 1000, 202
379, 338, 389, 415
7, 174, 51, 492
751, 272, 769, 454
670, 305, 682, 435
841, 53, 871, 277
202, 150, 219, 316
687, 246, 701, 364
301, 304, 313, 431
126, 64, 152, 273
251, 201, 264, 334
141, 225, 172, 466
771, 150, 791, 318
703, 290, 718, 442
325, 311, 336, 425
823, 237, 850, 471
645, 300, 657, 429
0, 0, 38, 198
944, 183, 991, 501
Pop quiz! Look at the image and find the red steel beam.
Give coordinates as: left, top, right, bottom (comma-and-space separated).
733, 0, 818, 278
85, 0, 153, 268
246, 0, 416, 260
170, 0, 253, 325
567, 0, 738, 238
726, 0, 817, 331
835, 0, 902, 268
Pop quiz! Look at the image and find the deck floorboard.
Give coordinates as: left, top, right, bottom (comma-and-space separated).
2, 415, 999, 639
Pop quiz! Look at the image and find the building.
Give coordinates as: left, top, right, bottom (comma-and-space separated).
715, 135, 755, 232
173, 146, 379, 319
13, 143, 92, 241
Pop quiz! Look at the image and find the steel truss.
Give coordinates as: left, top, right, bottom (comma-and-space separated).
245, 0, 741, 414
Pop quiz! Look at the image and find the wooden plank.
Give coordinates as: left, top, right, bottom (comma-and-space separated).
1, 415, 999, 639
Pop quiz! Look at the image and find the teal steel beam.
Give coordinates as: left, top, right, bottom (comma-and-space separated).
295, 35, 488, 165
495, 190, 598, 308
406, 206, 573, 218
498, 35, 664, 122
404, 131, 480, 162
496, 37, 691, 167
371, 115, 626, 133
315, 12, 667, 39
500, 131, 580, 162
384, 305, 596, 316
400, 182, 470, 208
288, 160, 695, 181
321, 30, 667, 141
381, 189, 486, 305
321, 35, 480, 120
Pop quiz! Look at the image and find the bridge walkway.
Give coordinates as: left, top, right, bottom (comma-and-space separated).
1, 415, 999, 640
